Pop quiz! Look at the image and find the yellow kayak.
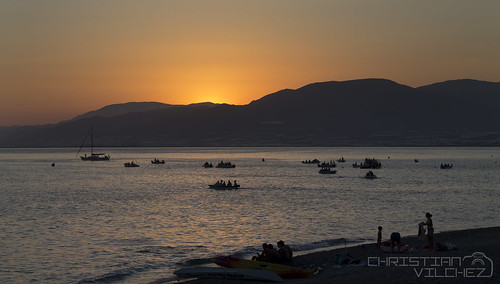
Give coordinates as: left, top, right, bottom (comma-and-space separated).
214, 256, 317, 279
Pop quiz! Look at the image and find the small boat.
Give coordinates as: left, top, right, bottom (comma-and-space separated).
359, 158, 382, 169
203, 162, 214, 168
337, 157, 346, 163
77, 126, 110, 161
414, 159, 419, 163
216, 161, 235, 168
151, 158, 165, 164
440, 163, 453, 169
174, 267, 283, 282
209, 181, 240, 190
352, 162, 360, 168
214, 256, 317, 279
319, 167, 337, 174
124, 161, 139, 167
365, 170, 377, 179
318, 161, 336, 168
302, 159, 320, 164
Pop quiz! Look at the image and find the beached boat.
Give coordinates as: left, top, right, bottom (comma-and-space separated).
214, 256, 317, 279
124, 161, 139, 167
174, 267, 283, 282
77, 126, 110, 161
319, 167, 337, 174
151, 159, 165, 164
216, 161, 235, 168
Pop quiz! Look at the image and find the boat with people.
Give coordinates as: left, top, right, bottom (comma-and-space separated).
302, 159, 320, 164
358, 158, 382, 169
337, 157, 346, 163
77, 126, 110, 161
203, 162, 214, 168
124, 161, 139, 167
440, 163, 453, 169
151, 158, 165, 164
319, 167, 337, 174
318, 161, 336, 168
365, 170, 377, 179
216, 161, 235, 168
209, 180, 240, 190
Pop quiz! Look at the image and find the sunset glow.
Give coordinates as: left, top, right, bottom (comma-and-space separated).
1, 0, 499, 126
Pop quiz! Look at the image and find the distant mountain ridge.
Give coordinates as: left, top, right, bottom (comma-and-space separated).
0, 78, 499, 147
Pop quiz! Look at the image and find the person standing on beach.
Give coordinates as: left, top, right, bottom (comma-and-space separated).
376, 226, 383, 248
423, 212, 434, 249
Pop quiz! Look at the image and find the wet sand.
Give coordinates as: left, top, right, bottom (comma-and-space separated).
179, 226, 499, 283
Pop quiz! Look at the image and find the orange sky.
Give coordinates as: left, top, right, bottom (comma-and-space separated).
1, 0, 499, 126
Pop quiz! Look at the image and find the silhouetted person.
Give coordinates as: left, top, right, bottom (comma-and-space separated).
390, 232, 401, 253
376, 226, 382, 248
423, 212, 434, 249
277, 240, 293, 263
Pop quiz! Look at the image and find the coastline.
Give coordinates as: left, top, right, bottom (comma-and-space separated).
179, 226, 499, 283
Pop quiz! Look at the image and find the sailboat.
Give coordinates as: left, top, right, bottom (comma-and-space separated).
77, 126, 110, 161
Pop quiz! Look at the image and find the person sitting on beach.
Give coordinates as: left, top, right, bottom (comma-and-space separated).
423, 212, 434, 249
390, 232, 401, 253
266, 244, 281, 262
252, 243, 269, 260
376, 226, 383, 248
277, 240, 293, 263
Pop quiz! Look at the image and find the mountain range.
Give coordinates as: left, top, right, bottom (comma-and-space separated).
1, 78, 499, 147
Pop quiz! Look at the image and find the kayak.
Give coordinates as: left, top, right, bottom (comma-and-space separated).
174, 267, 283, 282
214, 256, 317, 279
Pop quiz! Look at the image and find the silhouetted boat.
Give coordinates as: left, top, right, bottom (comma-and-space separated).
203, 162, 214, 168
337, 157, 346, 163
77, 126, 110, 161
319, 167, 337, 174
216, 161, 235, 168
365, 170, 377, 179
440, 163, 453, 169
302, 159, 320, 164
124, 161, 139, 167
209, 180, 240, 189
318, 161, 336, 168
358, 158, 381, 169
151, 158, 165, 164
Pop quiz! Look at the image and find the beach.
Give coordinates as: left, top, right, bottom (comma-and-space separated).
180, 227, 499, 283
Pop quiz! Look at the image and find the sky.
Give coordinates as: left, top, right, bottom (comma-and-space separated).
1, 0, 499, 126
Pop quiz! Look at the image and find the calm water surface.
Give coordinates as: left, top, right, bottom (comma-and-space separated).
1, 147, 499, 283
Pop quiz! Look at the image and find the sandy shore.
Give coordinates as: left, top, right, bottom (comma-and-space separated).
179, 226, 499, 283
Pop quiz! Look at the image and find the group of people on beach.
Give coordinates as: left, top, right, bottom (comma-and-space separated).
252, 240, 293, 263
376, 212, 434, 252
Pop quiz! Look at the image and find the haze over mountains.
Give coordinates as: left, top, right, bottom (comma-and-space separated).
1, 78, 499, 147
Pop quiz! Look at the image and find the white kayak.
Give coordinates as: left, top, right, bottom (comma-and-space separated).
174, 267, 284, 282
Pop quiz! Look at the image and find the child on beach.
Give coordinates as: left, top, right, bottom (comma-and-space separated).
376, 226, 382, 248
417, 222, 427, 248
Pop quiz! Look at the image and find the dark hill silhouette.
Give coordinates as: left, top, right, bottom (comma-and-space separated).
0, 78, 499, 147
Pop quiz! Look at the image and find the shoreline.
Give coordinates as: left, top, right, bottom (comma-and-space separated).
179, 226, 500, 283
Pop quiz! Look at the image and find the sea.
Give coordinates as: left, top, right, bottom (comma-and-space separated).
1, 147, 499, 283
